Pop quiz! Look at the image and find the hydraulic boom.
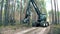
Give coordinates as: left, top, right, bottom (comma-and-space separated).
23, 0, 49, 27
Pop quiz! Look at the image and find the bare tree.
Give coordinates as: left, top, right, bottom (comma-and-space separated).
54, 0, 57, 24
0, 0, 4, 26
4, 0, 10, 26
56, 0, 59, 24
20, 0, 22, 23
51, 0, 55, 24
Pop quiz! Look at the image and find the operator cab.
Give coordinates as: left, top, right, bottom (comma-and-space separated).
40, 14, 46, 21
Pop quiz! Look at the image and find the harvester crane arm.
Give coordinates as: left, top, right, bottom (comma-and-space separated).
23, 0, 49, 27
23, 0, 41, 23
31, 0, 41, 22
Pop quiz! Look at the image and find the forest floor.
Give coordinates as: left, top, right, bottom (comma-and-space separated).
48, 24, 60, 34
1, 24, 60, 34
0, 25, 50, 34
0, 25, 31, 34
16, 26, 50, 34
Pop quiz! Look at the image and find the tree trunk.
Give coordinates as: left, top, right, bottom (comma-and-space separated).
4, 0, 10, 26
51, 0, 54, 24
0, 0, 4, 26
54, 0, 57, 24
56, 0, 59, 24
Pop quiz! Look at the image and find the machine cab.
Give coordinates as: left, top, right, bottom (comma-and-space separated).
40, 14, 47, 21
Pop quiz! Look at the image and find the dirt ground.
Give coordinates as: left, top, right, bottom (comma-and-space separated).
0, 25, 31, 34
48, 25, 60, 34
